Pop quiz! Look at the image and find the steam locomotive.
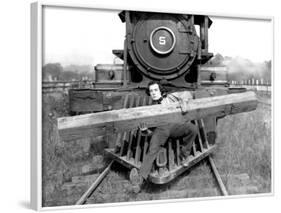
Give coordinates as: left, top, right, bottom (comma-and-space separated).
69, 11, 235, 184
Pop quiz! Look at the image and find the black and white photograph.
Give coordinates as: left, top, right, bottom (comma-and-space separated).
31, 1, 273, 210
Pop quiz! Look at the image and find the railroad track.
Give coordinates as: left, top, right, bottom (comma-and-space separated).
69, 155, 260, 205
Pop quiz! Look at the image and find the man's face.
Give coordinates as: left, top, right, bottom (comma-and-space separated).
149, 83, 162, 101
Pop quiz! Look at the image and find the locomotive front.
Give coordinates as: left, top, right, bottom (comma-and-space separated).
97, 11, 214, 87
71, 11, 225, 136
126, 12, 200, 81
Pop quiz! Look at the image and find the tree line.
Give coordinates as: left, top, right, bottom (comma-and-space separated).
42, 63, 94, 81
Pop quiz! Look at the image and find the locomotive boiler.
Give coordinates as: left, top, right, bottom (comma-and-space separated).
64, 10, 252, 187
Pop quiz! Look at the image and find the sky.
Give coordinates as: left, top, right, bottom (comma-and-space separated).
43, 6, 272, 66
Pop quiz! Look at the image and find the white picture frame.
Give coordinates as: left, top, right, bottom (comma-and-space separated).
31, 1, 274, 211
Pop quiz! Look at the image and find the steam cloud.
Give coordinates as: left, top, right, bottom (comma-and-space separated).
208, 54, 271, 84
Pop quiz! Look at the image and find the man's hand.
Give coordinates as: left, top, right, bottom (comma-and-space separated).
138, 123, 153, 136
179, 98, 188, 115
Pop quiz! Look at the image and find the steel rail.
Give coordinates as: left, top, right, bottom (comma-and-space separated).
207, 156, 228, 196
75, 161, 114, 205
